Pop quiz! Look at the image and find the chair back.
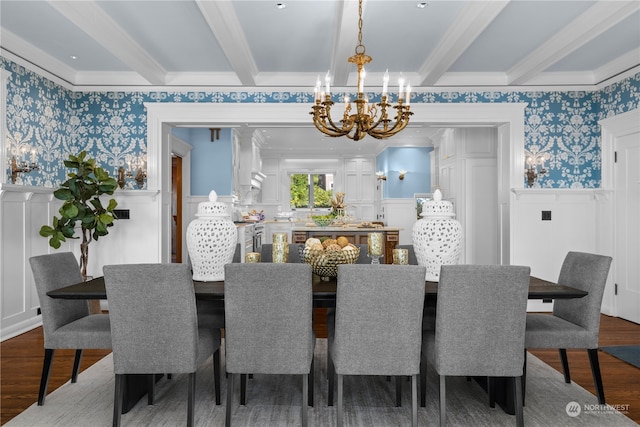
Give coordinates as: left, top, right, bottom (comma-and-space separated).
30, 253, 88, 346
333, 264, 426, 376
103, 263, 200, 374
224, 263, 314, 374
355, 244, 370, 264
553, 252, 612, 343
435, 265, 530, 377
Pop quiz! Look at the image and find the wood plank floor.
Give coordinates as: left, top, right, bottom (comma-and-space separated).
2, 313, 638, 425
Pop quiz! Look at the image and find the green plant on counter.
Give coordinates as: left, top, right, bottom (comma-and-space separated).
39, 151, 119, 278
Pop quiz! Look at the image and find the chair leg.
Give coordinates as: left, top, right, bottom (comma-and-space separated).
439, 375, 446, 427
187, 373, 196, 427
395, 376, 402, 407
513, 376, 524, 427
411, 374, 418, 427
522, 350, 527, 407
559, 348, 571, 383
213, 348, 221, 405
337, 374, 344, 427
308, 358, 314, 407
38, 348, 55, 406
113, 374, 124, 427
240, 374, 247, 405
488, 377, 495, 408
302, 374, 308, 427
225, 373, 234, 427
147, 374, 155, 405
71, 349, 83, 383
588, 348, 606, 404
419, 353, 427, 408
328, 355, 335, 406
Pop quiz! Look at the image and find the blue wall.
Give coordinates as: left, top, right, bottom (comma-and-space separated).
171, 128, 233, 196
3, 57, 639, 189
377, 147, 432, 198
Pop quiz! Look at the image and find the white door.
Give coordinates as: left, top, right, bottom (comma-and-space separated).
615, 132, 640, 323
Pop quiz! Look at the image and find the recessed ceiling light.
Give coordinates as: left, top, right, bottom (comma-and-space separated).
69, 55, 79, 60
417, 2, 428, 8
275, 3, 286, 9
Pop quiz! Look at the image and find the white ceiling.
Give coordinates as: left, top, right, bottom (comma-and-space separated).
2, 0, 639, 155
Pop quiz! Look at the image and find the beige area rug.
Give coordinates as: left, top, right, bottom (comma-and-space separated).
6, 339, 637, 427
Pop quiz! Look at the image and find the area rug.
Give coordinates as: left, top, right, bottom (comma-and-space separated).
6, 339, 637, 427
601, 345, 640, 369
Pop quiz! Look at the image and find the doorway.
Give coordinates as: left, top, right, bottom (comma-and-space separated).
171, 155, 183, 263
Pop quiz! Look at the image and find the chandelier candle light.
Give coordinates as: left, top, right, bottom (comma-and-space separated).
310, 0, 412, 141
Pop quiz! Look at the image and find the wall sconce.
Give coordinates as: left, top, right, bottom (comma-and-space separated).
117, 154, 147, 189
399, 170, 407, 180
525, 152, 548, 187
376, 171, 387, 181
8, 146, 39, 184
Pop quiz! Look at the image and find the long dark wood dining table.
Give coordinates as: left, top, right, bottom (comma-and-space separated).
46, 273, 587, 415
47, 274, 587, 305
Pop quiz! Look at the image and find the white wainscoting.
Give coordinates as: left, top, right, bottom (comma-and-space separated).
0, 185, 163, 341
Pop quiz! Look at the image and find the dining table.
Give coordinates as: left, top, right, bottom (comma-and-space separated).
47, 273, 587, 415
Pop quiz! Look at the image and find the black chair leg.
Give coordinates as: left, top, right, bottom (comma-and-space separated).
559, 348, 571, 383
514, 376, 524, 427
522, 350, 527, 407
71, 349, 83, 383
213, 348, 221, 405
147, 374, 155, 405
588, 348, 606, 404
395, 376, 402, 407
225, 373, 234, 427
488, 377, 495, 408
328, 354, 335, 406
187, 372, 196, 427
308, 358, 314, 407
439, 375, 446, 427
38, 348, 55, 405
240, 374, 247, 405
419, 353, 427, 407
113, 374, 124, 427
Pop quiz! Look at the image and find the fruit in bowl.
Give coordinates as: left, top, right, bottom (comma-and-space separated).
300, 237, 360, 278
311, 215, 334, 227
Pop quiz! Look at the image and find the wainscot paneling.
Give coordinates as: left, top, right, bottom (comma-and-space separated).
511, 189, 614, 314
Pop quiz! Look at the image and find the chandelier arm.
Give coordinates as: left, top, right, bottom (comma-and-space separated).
368, 108, 413, 139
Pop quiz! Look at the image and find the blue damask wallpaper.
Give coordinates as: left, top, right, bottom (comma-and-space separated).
3, 57, 639, 189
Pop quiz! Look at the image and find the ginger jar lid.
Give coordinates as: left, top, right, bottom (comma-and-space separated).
420, 189, 456, 219
196, 190, 230, 218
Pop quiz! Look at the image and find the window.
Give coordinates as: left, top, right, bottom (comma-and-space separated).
290, 173, 334, 209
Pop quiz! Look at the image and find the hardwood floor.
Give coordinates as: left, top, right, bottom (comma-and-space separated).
1, 314, 638, 425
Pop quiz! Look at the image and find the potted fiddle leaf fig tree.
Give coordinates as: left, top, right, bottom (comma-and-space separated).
39, 151, 119, 279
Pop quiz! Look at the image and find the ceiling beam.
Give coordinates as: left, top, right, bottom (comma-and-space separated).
508, 0, 640, 85
330, 0, 361, 86
47, 0, 167, 85
419, 1, 510, 86
196, 0, 257, 86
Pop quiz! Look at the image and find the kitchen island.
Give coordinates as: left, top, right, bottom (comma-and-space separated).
292, 226, 400, 264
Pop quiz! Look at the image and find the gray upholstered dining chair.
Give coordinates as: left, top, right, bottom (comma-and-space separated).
421, 264, 530, 427
29, 252, 112, 406
223, 263, 315, 427
103, 263, 221, 427
524, 251, 612, 404
328, 264, 426, 427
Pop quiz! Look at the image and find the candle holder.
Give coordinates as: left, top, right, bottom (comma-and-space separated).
393, 248, 409, 265
368, 232, 384, 264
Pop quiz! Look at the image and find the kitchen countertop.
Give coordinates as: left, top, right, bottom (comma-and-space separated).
292, 226, 401, 231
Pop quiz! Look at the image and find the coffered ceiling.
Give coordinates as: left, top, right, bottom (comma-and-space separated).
2, 0, 639, 155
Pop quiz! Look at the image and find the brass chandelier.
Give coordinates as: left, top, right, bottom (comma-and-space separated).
310, 0, 412, 141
